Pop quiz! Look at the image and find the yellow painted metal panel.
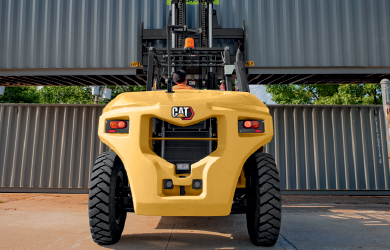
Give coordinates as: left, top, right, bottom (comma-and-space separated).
99, 90, 273, 216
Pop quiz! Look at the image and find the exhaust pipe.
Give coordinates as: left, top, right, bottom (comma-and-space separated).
236, 44, 245, 62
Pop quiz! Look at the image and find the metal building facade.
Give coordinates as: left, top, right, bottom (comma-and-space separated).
0, 104, 389, 193
0, 104, 109, 190
1, 0, 390, 71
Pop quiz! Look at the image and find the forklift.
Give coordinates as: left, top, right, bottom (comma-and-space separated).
88, 0, 281, 246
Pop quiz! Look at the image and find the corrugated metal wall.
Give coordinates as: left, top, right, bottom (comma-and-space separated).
0, 104, 389, 191
1, 0, 389, 69
266, 105, 389, 190
0, 104, 109, 189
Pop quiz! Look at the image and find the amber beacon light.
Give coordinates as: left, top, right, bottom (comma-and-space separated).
184, 38, 195, 50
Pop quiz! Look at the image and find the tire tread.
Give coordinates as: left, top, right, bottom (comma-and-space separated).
246, 153, 282, 246
88, 152, 125, 245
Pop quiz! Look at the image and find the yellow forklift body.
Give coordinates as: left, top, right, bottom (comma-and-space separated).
98, 90, 273, 216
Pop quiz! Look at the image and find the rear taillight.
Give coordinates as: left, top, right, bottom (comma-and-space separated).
117, 121, 127, 129
110, 121, 119, 129
106, 120, 129, 133
243, 120, 260, 129
238, 120, 264, 133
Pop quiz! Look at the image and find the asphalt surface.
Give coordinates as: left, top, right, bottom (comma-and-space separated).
0, 194, 389, 250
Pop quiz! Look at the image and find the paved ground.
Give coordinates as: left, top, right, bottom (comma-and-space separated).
0, 194, 389, 250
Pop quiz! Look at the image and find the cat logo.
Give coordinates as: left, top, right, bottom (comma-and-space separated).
172, 106, 195, 120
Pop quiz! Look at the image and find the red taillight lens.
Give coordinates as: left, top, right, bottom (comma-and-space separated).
106, 120, 129, 133
243, 120, 260, 129
117, 121, 127, 129
110, 121, 118, 129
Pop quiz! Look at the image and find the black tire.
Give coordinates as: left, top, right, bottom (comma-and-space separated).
245, 152, 281, 246
89, 152, 128, 245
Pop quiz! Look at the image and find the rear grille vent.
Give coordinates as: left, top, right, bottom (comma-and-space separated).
151, 118, 217, 164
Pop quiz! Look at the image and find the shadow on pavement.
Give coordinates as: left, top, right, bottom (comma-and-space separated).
107, 232, 244, 250
102, 215, 267, 250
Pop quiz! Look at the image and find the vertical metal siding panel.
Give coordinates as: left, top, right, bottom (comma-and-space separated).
4, 0, 14, 68
330, 0, 342, 66
378, 107, 390, 189
0, 1, 3, 66
63, 108, 73, 188
1, 106, 13, 186
15, 0, 25, 68
369, 108, 381, 190
370, 108, 380, 189
293, 108, 300, 189
48, 107, 59, 187
267, 0, 277, 67
331, 108, 341, 189
318, 0, 330, 66
350, 108, 359, 189
10, 107, 22, 187
256, 0, 267, 66
29, 107, 42, 187
78, 107, 87, 188
265, 107, 275, 158
116, 0, 124, 67
0, 106, 6, 185
102, 0, 111, 67
90, 0, 99, 67
28, 0, 37, 67
283, 108, 289, 189
79, 0, 87, 68
355, 0, 367, 66
322, 109, 330, 189
19, 106, 32, 187
289, 107, 297, 189
129, 0, 138, 63
292, 0, 302, 66
53, 0, 60, 68
40, 106, 56, 188
373, 108, 384, 189
41, 0, 49, 68
69, 107, 79, 188
58, 107, 68, 188
273, 107, 285, 189
312, 108, 320, 189
297, 107, 306, 189
379, 0, 390, 66
303, 107, 311, 189
305, 0, 315, 66
361, 108, 371, 189
342, 0, 353, 66
341, 108, 351, 189
283, 108, 292, 189
65, 0, 74, 68
38, 107, 46, 187
280, 0, 291, 66
88, 107, 98, 187
367, 0, 380, 66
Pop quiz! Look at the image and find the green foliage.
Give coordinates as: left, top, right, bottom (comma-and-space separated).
104, 85, 146, 104
0, 85, 146, 104
265, 84, 382, 105
0, 87, 40, 103
39, 86, 94, 104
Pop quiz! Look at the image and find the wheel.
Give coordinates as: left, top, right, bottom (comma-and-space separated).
88, 152, 128, 245
245, 152, 282, 246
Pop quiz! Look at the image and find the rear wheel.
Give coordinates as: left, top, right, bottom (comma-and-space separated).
245, 152, 281, 246
88, 152, 128, 245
